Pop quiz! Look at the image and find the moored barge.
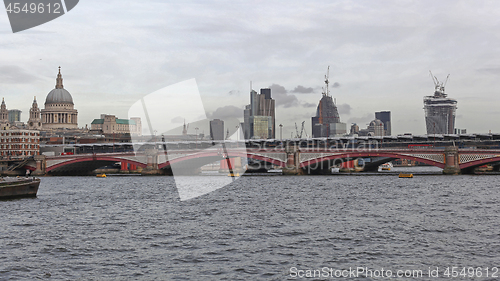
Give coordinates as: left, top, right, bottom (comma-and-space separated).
0, 177, 40, 199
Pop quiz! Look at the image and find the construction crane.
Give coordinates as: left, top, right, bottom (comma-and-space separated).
300, 121, 309, 138
325, 65, 330, 96
443, 74, 450, 88
430, 70, 438, 87
429, 70, 450, 94
323, 66, 330, 97
294, 121, 308, 138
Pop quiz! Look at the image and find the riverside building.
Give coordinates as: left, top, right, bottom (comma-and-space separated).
0, 129, 40, 158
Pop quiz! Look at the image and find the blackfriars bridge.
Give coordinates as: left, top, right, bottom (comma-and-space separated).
21, 143, 500, 176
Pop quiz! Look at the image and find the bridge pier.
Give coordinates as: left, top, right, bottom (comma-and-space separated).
120, 161, 129, 173
130, 164, 136, 171
443, 146, 461, 175
31, 155, 46, 176
282, 142, 304, 175
141, 149, 164, 175
119, 161, 139, 173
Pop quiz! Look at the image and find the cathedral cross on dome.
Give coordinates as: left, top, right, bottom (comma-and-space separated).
55, 66, 64, 89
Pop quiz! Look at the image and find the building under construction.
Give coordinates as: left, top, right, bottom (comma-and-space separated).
424, 72, 457, 135
311, 67, 346, 137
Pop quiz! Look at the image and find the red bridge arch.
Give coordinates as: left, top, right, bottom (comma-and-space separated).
299, 151, 446, 169
46, 155, 147, 173
158, 151, 286, 169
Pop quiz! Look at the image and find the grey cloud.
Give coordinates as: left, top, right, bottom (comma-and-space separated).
347, 113, 374, 125
477, 67, 500, 75
269, 84, 287, 94
228, 90, 240, 95
0, 66, 39, 84
302, 102, 317, 108
207, 105, 243, 120
337, 103, 351, 115
269, 84, 299, 108
292, 85, 314, 94
332, 82, 340, 88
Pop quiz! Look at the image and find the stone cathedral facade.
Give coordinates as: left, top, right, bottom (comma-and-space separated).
39, 67, 78, 130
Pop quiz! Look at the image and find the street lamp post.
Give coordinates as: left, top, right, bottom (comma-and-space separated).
279, 124, 283, 141
162, 134, 166, 151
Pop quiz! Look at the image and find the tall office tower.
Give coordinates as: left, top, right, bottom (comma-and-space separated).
243, 87, 275, 139
424, 72, 457, 135
8, 109, 21, 123
257, 88, 275, 138
209, 119, 225, 140
368, 119, 385, 136
350, 123, 359, 135
260, 88, 271, 99
375, 111, 391, 136
243, 104, 251, 139
311, 67, 346, 137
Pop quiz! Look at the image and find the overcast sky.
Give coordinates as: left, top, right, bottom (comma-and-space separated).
1, 0, 500, 137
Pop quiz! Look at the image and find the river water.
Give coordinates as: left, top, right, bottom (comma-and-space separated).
1, 167, 499, 280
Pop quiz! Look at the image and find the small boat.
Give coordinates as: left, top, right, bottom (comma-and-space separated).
399, 173, 413, 178
380, 163, 393, 171
0, 177, 40, 199
96, 174, 107, 178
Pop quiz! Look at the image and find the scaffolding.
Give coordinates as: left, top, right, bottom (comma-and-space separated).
424, 72, 457, 135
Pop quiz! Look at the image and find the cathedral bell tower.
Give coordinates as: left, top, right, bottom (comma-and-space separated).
0, 98, 9, 130
28, 96, 42, 130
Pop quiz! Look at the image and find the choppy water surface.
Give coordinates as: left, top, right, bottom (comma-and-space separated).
1, 169, 500, 280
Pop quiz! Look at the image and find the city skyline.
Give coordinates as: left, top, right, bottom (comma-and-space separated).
1, 0, 500, 137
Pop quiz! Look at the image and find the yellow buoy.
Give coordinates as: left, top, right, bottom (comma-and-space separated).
399, 173, 413, 178
96, 174, 107, 178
